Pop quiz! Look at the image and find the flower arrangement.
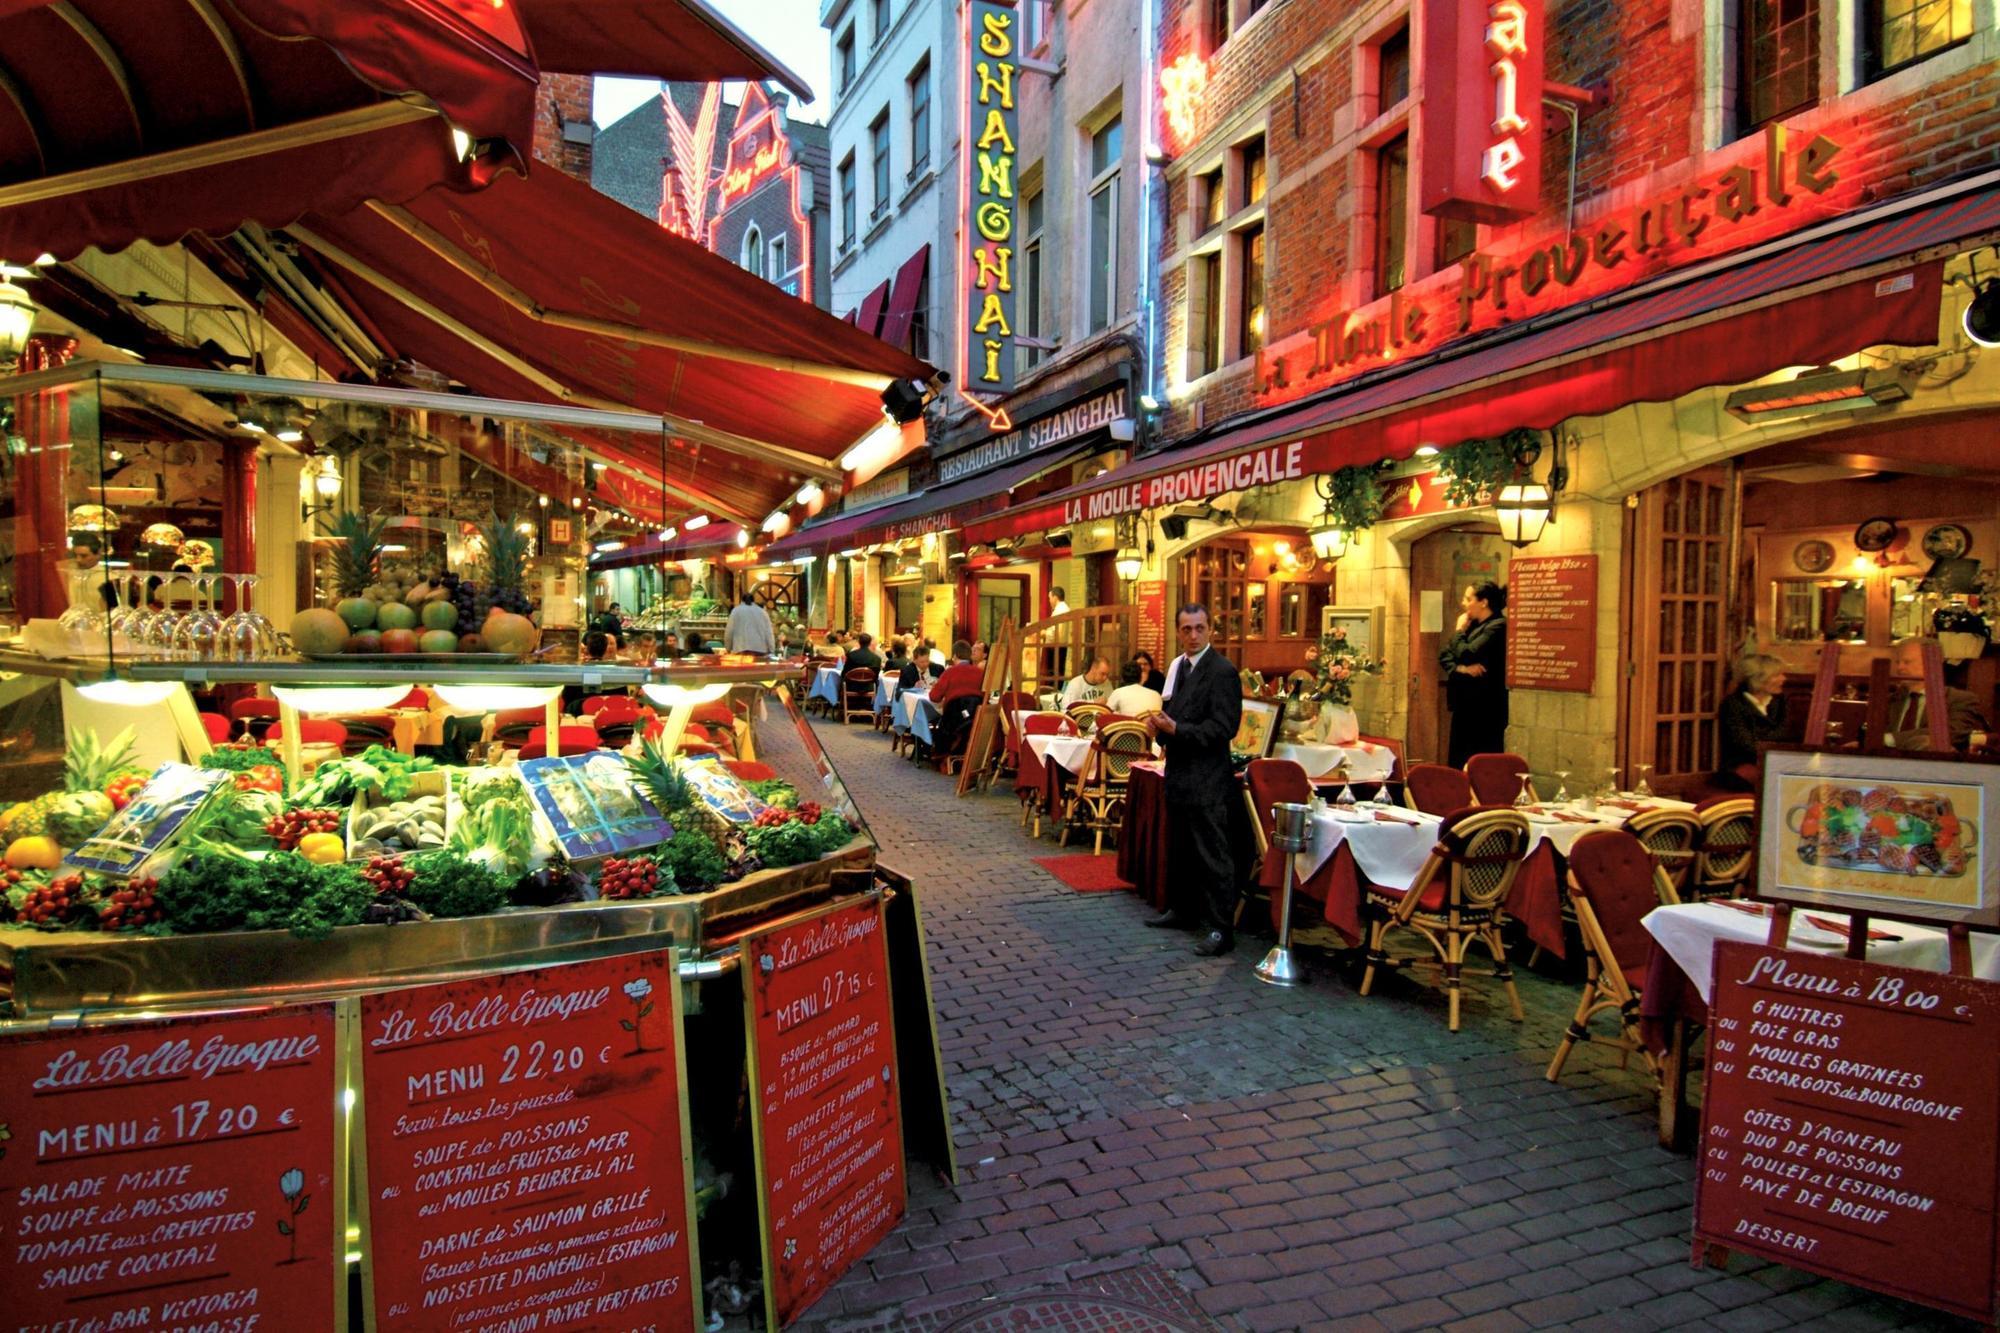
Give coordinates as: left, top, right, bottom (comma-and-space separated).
1304, 626, 1383, 708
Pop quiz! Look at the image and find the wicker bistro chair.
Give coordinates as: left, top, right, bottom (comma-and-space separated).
1015, 714, 1075, 837
1360, 806, 1533, 1032
840, 667, 878, 725
1405, 763, 1474, 817
1623, 806, 1702, 904
1063, 719, 1153, 856
1547, 829, 1662, 1082
1691, 796, 1757, 901
1065, 700, 1112, 732
1465, 752, 1532, 806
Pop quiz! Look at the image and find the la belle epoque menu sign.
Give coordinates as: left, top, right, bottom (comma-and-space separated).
0, 1005, 340, 1331
359, 950, 701, 1333
744, 893, 906, 1328
1695, 942, 2000, 1321
1506, 554, 1596, 692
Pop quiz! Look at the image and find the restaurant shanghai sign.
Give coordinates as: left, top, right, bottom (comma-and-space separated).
964, 0, 1020, 396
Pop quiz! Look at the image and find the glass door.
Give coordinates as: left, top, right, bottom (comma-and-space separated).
1622, 468, 1734, 791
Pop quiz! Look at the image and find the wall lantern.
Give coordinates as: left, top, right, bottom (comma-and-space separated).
1491, 426, 1571, 548
0, 278, 38, 363
1308, 519, 1349, 561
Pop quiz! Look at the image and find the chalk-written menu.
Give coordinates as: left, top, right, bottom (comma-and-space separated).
360, 951, 700, 1333
0, 1005, 338, 1332
1695, 942, 2000, 1321
745, 894, 906, 1328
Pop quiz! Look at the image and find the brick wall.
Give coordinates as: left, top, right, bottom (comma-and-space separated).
534, 74, 595, 180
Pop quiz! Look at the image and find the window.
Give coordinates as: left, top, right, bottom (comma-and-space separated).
740, 224, 765, 276
1025, 0, 1048, 50
1199, 167, 1225, 231
836, 27, 855, 91
1208, 0, 1230, 49
870, 110, 891, 217
872, 0, 890, 45
908, 58, 931, 173
769, 235, 788, 285
892, 583, 922, 634
1195, 251, 1222, 376
839, 152, 856, 244
908, 270, 930, 360
1866, 0, 1971, 77
1435, 216, 1477, 269
1378, 25, 1411, 108
1373, 133, 1408, 297
1738, 0, 1819, 131
1239, 223, 1265, 356
1238, 135, 1266, 208
1023, 187, 1044, 368
1087, 117, 1122, 331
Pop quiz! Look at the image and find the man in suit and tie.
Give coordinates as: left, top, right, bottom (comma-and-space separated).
1146, 603, 1244, 956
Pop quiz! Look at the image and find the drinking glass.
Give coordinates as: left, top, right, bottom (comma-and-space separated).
57, 568, 107, 643
171, 574, 222, 660
1601, 767, 1622, 800
1513, 772, 1537, 808
1335, 783, 1357, 811
219, 573, 277, 662
1552, 769, 1571, 804
1634, 764, 1655, 800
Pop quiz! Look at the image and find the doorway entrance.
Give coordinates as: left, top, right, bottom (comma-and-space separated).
1405, 525, 1509, 765
972, 572, 1028, 646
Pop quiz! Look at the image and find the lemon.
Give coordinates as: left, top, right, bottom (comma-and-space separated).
297, 833, 346, 865
5, 835, 62, 869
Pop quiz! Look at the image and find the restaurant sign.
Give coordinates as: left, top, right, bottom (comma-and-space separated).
1422, 0, 1544, 224
963, 0, 1020, 395
1057, 440, 1306, 528
937, 386, 1128, 483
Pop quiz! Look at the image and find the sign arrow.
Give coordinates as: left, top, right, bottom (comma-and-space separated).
965, 395, 1012, 432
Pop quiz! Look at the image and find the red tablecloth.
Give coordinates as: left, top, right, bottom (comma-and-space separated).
1639, 944, 1707, 1055
1116, 762, 1169, 910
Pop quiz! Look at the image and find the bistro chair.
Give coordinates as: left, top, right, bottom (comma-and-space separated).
1360, 806, 1531, 1033
395, 687, 430, 711
1015, 713, 1074, 838
1546, 829, 1660, 1082
228, 695, 282, 740
199, 711, 232, 744
1405, 763, 1474, 817
1066, 700, 1111, 732
1691, 796, 1758, 901
1623, 806, 1702, 904
491, 706, 547, 751
1063, 719, 1152, 856
1245, 758, 1314, 932
268, 718, 348, 749
518, 725, 604, 759
1465, 752, 1531, 805
840, 667, 878, 725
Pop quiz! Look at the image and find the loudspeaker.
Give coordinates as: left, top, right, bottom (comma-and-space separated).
1161, 515, 1190, 541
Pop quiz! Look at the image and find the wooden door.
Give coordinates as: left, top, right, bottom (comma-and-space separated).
1406, 528, 1507, 764
1622, 468, 1735, 793
1182, 539, 1251, 666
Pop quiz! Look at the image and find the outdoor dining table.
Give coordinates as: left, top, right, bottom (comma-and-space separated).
1025, 730, 1160, 832
873, 674, 901, 714
895, 688, 936, 745
1638, 901, 2000, 1150
808, 664, 842, 708
1272, 740, 1396, 783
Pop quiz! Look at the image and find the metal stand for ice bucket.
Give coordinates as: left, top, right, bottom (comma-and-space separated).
1256, 801, 1315, 987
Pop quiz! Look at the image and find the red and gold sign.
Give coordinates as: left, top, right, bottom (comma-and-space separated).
1421, 0, 1545, 224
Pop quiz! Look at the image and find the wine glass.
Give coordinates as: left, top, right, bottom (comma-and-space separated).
1513, 772, 1537, 809
1335, 783, 1357, 811
219, 573, 277, 662
141, 576, 187, 659
1634, 764, 1655, 800
171, 574, 222, 660
56, 567, 107, 645
1601, 767, 1622, 800
1552, 769, 1571, 804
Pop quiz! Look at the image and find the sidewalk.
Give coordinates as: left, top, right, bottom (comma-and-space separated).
802, 720, 1961, 1332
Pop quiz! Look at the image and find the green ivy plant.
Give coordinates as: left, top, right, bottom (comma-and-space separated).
1324, 465, 1385, 533
1436, 428, 1542, 508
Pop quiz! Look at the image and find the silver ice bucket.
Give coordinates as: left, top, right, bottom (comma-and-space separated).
1270, 801, 1315, 854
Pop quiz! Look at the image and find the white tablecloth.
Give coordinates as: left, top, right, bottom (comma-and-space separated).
1293, 807, 1442, 890
896, 689, 936, 744
1643, 901, 2000, 1001
809, 665, 842, 706
874, 675, 901, 712
1273, 741, 1395, 782
1025, 733, 1097, 776
1519, 796, 1701, 856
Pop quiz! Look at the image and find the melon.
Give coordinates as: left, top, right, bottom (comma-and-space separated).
421, 600, 459, 632
483, 612, 536, 658
291, 608, 351, 656
376, 602, 419, 632
379, 628, 420, 655
419, 629, 458, 654
345, 630, 383, 654
335, 596, 378, 630
457, 633, 486, 654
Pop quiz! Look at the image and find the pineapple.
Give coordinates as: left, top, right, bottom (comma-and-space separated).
321, 510, 389, 628
0, 792, 62, 841
65, 725, 138, 795
476, 512, 534, 615
628, 738, 727, 846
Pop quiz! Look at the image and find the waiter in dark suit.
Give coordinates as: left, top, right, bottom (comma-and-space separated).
1146, 603, 1244, 956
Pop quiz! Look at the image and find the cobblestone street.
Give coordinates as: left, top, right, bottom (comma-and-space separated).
802, 719, 1965, 1332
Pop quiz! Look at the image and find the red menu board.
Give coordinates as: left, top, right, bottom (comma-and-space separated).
1506, 554, 1597, 692
1695, 942, 2000, 1321
744, 894, 906, 1328
0, 1005, 339, 1331
1134, 580, 1168, 666
360, 950, 700, 1333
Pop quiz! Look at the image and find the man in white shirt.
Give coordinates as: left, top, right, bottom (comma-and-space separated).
1059, 656, 1113, 709
1105, 661, 1164, 716
723, 592, 776, 654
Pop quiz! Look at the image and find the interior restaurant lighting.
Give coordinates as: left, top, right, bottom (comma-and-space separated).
684, 514, 711, 531
76, 677, 178, 707
269, 684, 412, 714
795, 480, 823, 506
433, 683, 562, 712
1723, 365, 1910, 421
659, 525, 678, 541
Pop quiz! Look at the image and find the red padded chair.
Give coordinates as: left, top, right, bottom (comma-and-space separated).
580, 695, 617, 716
199, 711, 231, 744
1405, 763, 1474, 816
268, 719, 348, 748
1246, 758, 1314, 932
395, 687, 430, 710
1547, 829, 1661, 1081
1013, 714, 1074, 838
691, 701, 737, 729
521, 725, 603, 756
228, 695, 282, 739
1465, 752, 1531, 805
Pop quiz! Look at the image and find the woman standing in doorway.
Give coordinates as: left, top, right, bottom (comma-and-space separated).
1439, 582, 1509, 767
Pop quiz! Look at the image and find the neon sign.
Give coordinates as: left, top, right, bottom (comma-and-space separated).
963, 0, 1020, 395
1421, 0, 1543, 224
1160, 53, 1207, 147
720, 138, 789, 206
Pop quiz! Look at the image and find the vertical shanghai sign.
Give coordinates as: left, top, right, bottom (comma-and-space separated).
1420, 0, 1544, 224
964, 0, 1020, 395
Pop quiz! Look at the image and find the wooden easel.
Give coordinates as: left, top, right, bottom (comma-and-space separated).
956, 617, 1017, 797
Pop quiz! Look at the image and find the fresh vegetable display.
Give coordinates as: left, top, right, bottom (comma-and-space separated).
400, 849, 510, 919
350, 794, 447, 857
449, 770, 539, 877
743, 805, 855, 869
155, 852, 374, 941
294, 746, 435, 806
97, 877, 162, 932
267, 806, 343, 851
198, 743, 291, 795
596, 855, 671, 900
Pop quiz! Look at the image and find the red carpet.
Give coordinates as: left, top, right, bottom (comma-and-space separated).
1034, 853, 1135, 894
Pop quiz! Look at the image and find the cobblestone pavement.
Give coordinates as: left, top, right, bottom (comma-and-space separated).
800, 719, 1967, 1332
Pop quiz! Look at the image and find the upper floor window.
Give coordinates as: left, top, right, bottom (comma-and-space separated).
769, 235, 788, 285
872, 0, 891, 45
741, 224, 766, 276
1738, 0, 1819, 130
870, 110, 891, 216
1023, 187, 1045, 368
908, 270, 931, 360
1208, 0, 1269, 50
908, 57, 932, 172
1373, 133, 1409, 298
1378, 25, 1411, 108
1866, 0, 1972, 78
1088, 116, 1123, 332
838, 152, 857, 244
1024, 0, 1049, 50
1240, 223, 1265, 356
837, 27, 856, 91
1238, 135, 1266, 208
1199, 167, 1226, 232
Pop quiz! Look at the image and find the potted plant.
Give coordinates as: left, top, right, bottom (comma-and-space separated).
1302, 626, 1384, 744
1933, 605, 1990, 662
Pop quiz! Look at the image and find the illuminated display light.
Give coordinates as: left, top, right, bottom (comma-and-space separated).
1493, 482, 1554, 547
962, 0, 1021, 395
1159, 53, 1208, 146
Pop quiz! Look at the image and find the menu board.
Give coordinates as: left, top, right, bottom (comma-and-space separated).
1506, 554, 1596, 692
0, 1005, 339, 1330
1694, 941, 2000, 1321
744, 894, 906, 1328
1134, 580, 1168, 665
360, 951, 700, 1333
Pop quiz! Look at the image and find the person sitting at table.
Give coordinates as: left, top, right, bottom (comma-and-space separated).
899, 644, 940, 691
1060, 656, 1114, 709
658, 631, 684, 661
932, 641, 985, 707
971, 641, 988, 668
1713, 652, 1787, 790
628, 632, 658, 664
563, 631, 613, 713
1106, 661, 1164, 717
1130, 651, 1166, 692
843, 632, 883, 675
883, 638, 910, 676
1896, 660, 1991, 753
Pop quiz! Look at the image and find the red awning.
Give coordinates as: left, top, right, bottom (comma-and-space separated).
876, 246, 931, 351
293, 166, 936, 525
591, 523, 749, 570
968, 186, 1983, 542
855, 280, 892, 340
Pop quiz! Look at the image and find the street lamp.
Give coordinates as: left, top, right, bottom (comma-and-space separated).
0, 278, 37, 363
